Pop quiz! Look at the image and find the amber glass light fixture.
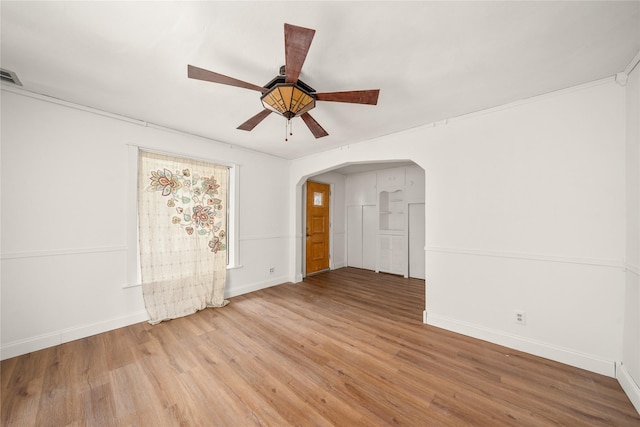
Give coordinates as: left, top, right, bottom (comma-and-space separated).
261, 84, 316, 119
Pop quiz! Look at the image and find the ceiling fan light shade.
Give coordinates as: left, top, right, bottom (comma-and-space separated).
261, 84, 316, 119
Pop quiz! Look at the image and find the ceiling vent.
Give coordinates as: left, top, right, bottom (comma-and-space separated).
0, 68, 23, 86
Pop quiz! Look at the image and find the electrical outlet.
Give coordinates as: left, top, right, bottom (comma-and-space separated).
514, 310, 526, 325
269, 267, 275, 274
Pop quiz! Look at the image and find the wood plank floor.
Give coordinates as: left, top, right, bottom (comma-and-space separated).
2, 267, 639, 426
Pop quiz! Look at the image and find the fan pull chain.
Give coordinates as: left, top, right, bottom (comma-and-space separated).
285, 119, 293, 142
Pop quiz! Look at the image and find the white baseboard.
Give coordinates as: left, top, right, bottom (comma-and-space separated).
2, 276, 291, 361
618, 364, 640, 415
427, 313, 616, 377
1, 310, 149, 361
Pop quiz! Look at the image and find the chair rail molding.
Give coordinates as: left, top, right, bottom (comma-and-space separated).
426, 246, 624, 270
1, 245, 127, 260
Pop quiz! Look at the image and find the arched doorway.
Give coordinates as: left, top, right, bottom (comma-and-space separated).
299, 161, 425, 281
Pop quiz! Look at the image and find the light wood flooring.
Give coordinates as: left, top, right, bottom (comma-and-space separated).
2, 267, 639, 426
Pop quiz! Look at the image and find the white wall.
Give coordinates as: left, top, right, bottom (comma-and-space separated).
621, 62, 640, 412
290, 78, 627, 377
0, 88, 291, 359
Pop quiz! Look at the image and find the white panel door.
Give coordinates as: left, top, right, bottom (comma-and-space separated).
405, 165, 425, 204
347, 205, 363, 268
408, 203, 426, 279
345, 172, 377, 205
362, 205, 377, 271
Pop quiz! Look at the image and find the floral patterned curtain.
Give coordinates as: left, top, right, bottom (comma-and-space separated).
138, 150, 228, 324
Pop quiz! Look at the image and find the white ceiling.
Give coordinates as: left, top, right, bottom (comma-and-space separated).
2, 1, 639, 160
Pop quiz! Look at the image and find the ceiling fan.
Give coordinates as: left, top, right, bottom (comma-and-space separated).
188, 23, 380, 139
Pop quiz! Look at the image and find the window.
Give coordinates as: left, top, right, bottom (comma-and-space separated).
125, 145, 240, 288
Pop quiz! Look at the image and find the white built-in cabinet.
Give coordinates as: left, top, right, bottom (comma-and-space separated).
346, 165, 425, 279
405, 165, 426, 279
405, 164, 426, 204
346, 171, 377, 270
377, 167, 406, 276
408, 203, 426, 279
347, 205, 376, 270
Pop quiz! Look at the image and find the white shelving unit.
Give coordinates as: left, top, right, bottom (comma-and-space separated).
379, 190, 404, 232
377, 178, 407, 276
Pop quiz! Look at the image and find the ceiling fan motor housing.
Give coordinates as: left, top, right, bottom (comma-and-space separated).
261, 74, 317, 119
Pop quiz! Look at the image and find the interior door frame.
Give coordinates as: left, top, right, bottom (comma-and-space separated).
303, 180, 333, 276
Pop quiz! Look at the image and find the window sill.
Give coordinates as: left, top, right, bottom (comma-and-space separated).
123, 263, 243, 289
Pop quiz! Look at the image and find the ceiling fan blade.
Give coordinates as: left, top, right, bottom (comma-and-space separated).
284, 23, 315, 84
301, 112, 329, 139
237, 109, 273, 131
315, 89, 380, 105
188, 65, 266, 93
